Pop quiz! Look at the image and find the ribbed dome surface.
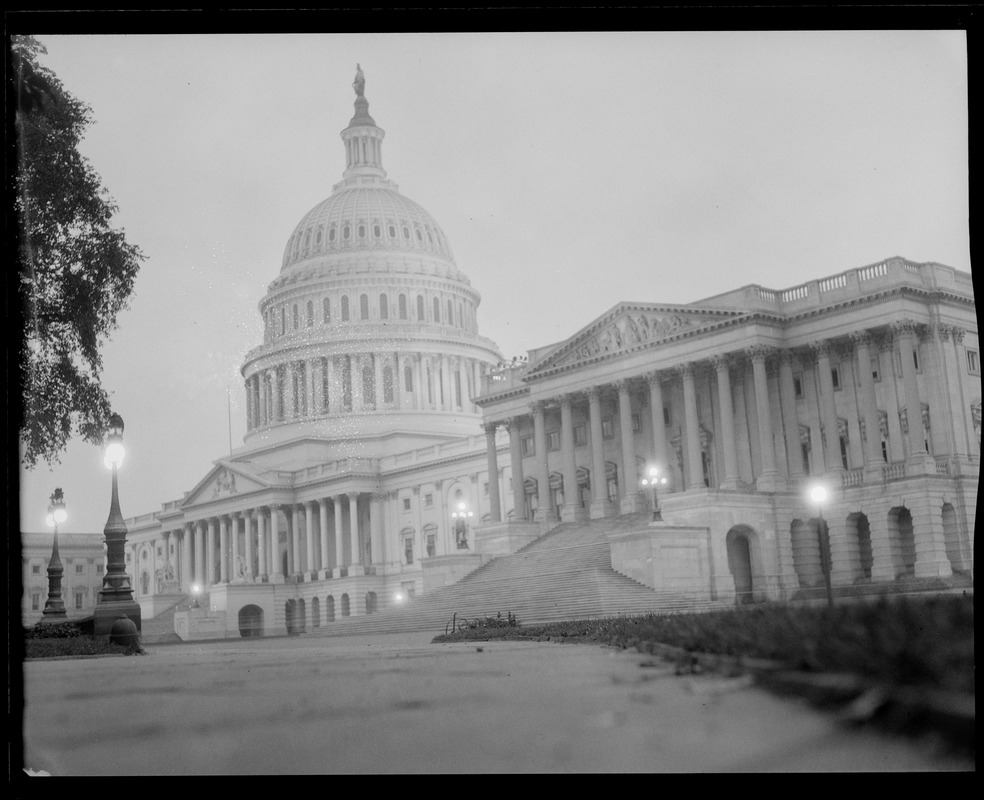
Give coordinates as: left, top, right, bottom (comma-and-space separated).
281, 185, 455, 270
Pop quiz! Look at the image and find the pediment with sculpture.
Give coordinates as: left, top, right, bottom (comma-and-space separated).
527, 305, 743, 376
181, 463, 267, 508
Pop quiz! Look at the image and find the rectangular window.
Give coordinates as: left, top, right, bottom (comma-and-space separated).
839, 436, 849, 469
32, 594, 40, 611
662, 405, 670, 426
913, 348, 920, 372
793, 375, 804, 398
75, 593, 84, 610
32, 564, 41, 575
521, 435, 535, 457
831, 367, 841, 390
631, 413, 641, 433
574, 424, 587, 446
404, 538, 414, 565
157, 546, 163, 558
424, 494, 433, 509
881, 440, 889, 462
426, 534, 436, 558
483, 482, 489, 497
967, 350, 980, 374
402, 497, 411, 512
96, 564, 104, 575
75, 563, 84, 574
601, 417, 614, 439
871, 356, 881, 382
547, 430, 560, 451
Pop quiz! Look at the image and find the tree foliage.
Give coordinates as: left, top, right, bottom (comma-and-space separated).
13, 35, 144, 467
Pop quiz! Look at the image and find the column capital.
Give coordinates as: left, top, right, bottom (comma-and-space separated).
482, 421, 498, 435
613, 378, 631, 393
528, 400, 546, 417
646, 369, 665, 386
709, 353, 732, 372
951, 326, 966, 344
674, 362, 695, 379
810, 339, 834, 359
346, 491, 360, 500
777, 348, 800, 369
892, 318, 920, 338
586, 385, 603, 402
746, 344, 776, 363
559, 392, 575, 410
850, 329, 874, 349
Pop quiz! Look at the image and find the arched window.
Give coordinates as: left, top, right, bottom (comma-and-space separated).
402, 225, 410, 239
343, 226, 350, 240
292, 304, 299, 330
341, 296, 350, 322
306, 300, 313, 327
304, 232, 311, 251
404, 365, 414, 393
329, 227, 336, 242
373, 224, 381, 238
416, 295, 425, 320
358, 224, 366, 238
379, 294, 388, 320
323, 297, 331, 323
362, 363, 375, 406
433, 297, 441, 322
360, 294, 369, 320
388, 225, 396, 238
383, 365, 394, 403
457, 303, 463, 328
415, 228, 423, 241
447, 299, 453, 324
398, 294, 407, 320
280, 307, 286, 335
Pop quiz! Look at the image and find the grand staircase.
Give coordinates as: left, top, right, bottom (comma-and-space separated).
306, 512, 719, 639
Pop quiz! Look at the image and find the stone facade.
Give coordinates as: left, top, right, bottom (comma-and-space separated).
120, 72, 977, 639
21, 533, 106, 626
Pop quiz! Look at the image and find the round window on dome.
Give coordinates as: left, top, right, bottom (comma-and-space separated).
415, 229, 422, 241
316, 230, 323, 244
402, 226, 410, 238
388, 225, 396, 238
358, 225, 366, 238
373, 225, 381, 238
343, 227, 350, 240
329, 228, 336, 242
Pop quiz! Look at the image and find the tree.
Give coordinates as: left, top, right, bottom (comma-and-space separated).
12, 35, 144, 467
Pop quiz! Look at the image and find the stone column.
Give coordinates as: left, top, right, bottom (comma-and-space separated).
777, 351, 805, 480
257, 373, 267, 426
290, 505, 302, 575
851, 331, 883, 478
484, 423, 502, 523
312, 358, 324, 416
910, 495, 954, 578
327, 356, 340, 414
615, 380, 644, 513
711, 355, 740, 489
813, 340, 844, 472
348, 493, 361, 568
506, 418, 527, 520
647, 371, 670, 478
195, 521, 205, 588
826, 512, 861, 585
219, 515, 230, 583
244, 511, 254, 581
939, 326, 971, 458
271, 367, 282, 422
895, 319, 932, 470
679, 364, 705, 490
559, 395, 580, 522
748, 346, 781, 490
334, 497, 345, 570
269, 504, 285, 580
587, 386, 612, 517
531, 401, 557, 523
876, 333, 905, 462
230, 513, 241, 582
256, 507, 267, 579
374, 353, 385, 409
304, 501, 316, 577
181, 522, 193, 592
319, 498, 331, 572
205, 518, 217, 587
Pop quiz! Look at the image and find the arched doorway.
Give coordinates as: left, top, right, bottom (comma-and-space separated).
285, 599, 296, 635
296, 598, 307, 633
141, 570, 150, 595
790, 518, 822, 588
341, 593, 350, 617
888, 506, 916, 578
238, 604, 263, 638
326, 594, 335, 622
366, 591, 378, 614
311, 596, 321, 628
942, 503, 968, 573
847, 512, 873, 579
725, 526, 756, 604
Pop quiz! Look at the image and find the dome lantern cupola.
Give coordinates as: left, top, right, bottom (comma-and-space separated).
341, 64, 386, 181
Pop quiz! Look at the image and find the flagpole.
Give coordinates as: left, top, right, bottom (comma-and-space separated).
227, 387, 233, 454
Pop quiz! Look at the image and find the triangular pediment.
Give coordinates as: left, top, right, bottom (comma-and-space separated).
181, 461, 270, 508
525, 302, 746, 378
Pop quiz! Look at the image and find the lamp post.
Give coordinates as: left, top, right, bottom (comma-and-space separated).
640, 466, 668, 522
809, 484, 835, 609
451, 501, 474, 549
41, 488, 68, 622
191, 583, 202, 609
93, 413, 142, 644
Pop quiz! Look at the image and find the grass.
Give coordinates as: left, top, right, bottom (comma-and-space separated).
432, 594, 974, 694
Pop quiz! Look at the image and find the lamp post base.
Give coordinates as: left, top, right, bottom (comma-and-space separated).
92, 600, 142, 639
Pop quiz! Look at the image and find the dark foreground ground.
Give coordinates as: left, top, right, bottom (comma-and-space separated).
16, 631, 974, 776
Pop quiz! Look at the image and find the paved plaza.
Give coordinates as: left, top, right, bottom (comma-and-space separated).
18, 633, 972, 775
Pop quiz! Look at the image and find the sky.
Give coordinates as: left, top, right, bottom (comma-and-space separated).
17, 30, 970, 536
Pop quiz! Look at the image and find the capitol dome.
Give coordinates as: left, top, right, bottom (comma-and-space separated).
281, 184, 456, 271
239, 66, 502, 455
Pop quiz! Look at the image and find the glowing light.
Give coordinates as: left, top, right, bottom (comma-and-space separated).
809, 485, 828, 504
104, 441, 125, 469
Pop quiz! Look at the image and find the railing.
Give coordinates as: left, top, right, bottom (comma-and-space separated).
935, 457, 952, 476
882, 461, 906, 481
840, 468, 864, 487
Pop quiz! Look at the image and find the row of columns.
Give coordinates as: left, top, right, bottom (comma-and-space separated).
161, 494, 372, 593
246, 352, 485, 429
483, 321, 972, 521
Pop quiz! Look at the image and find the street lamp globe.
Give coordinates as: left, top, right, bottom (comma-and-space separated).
104, 413, 126, 469
807, 482, 834, 609
809, 485, 828, 505
42, 488, 68, 620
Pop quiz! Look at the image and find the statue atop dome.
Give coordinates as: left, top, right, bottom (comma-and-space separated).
353, 64, 366, 97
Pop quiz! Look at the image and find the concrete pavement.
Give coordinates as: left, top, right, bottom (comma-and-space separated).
18, 633, 973, 774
